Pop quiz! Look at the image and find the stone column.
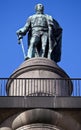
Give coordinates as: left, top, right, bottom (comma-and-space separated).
0, 127, 12, 130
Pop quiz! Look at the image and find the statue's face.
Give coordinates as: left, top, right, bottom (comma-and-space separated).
35, 4, 44, 14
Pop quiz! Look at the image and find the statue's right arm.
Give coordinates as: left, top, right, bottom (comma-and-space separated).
16, 16, 31, 36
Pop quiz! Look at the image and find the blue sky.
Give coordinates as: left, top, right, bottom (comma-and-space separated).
0, 0, 81, 78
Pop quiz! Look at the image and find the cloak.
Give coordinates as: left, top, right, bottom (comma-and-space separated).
46, 14, 62, 62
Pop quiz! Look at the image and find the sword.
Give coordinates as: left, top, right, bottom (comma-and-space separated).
16, 31, 27, 59
19, 38, 26, 59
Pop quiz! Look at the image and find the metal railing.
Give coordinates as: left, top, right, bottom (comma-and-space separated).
0, 78, 81, 96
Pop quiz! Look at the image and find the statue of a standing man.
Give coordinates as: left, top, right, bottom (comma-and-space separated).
17, 3, 62, 62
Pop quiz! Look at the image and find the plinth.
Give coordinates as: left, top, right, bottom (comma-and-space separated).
7, 57, 72, 96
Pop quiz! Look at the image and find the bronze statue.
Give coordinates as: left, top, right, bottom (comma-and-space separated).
16, 3, 62, 62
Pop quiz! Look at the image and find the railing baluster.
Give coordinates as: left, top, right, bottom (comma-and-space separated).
75, 80, 77, 96
78, 79, 80, 96
72, 79, 74, 96
54, 79, 56, 96
15, 79, 17, 96
71, 79, 73, 96
79, 80, 81, 96
4, 79, 6, 96
73, 80, 76, 96
28, 79, 29, 96
33, 79, 34, 94
37, 79, 38, 96
0, 80, 2, 96
39, 79, 41, 95
22, 79, 23, 96
31, 79, 32, 96
49, 79, 51, 96
25, 79, 26, 96
1, 80, 4, 96
12, 79, 13, 96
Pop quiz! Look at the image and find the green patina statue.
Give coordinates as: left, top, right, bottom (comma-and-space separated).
16, 3, 62, 62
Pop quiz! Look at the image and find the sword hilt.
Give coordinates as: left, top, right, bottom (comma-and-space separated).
18, 35, 23, 44
16, 31, 23, 44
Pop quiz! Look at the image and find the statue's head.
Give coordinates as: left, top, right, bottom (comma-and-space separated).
35, 3, 44, 14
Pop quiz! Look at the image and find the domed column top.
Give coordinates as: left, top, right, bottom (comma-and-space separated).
12, 109, 81, 130
6, 58, 73, 96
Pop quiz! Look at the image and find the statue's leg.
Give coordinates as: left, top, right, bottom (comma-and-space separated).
27, 36, 40, 58
48, 40, 57, 59
27, 37, 35, 58
33, 36, 40, 57
47, 42, 52, 59
41, 34, 48, 57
